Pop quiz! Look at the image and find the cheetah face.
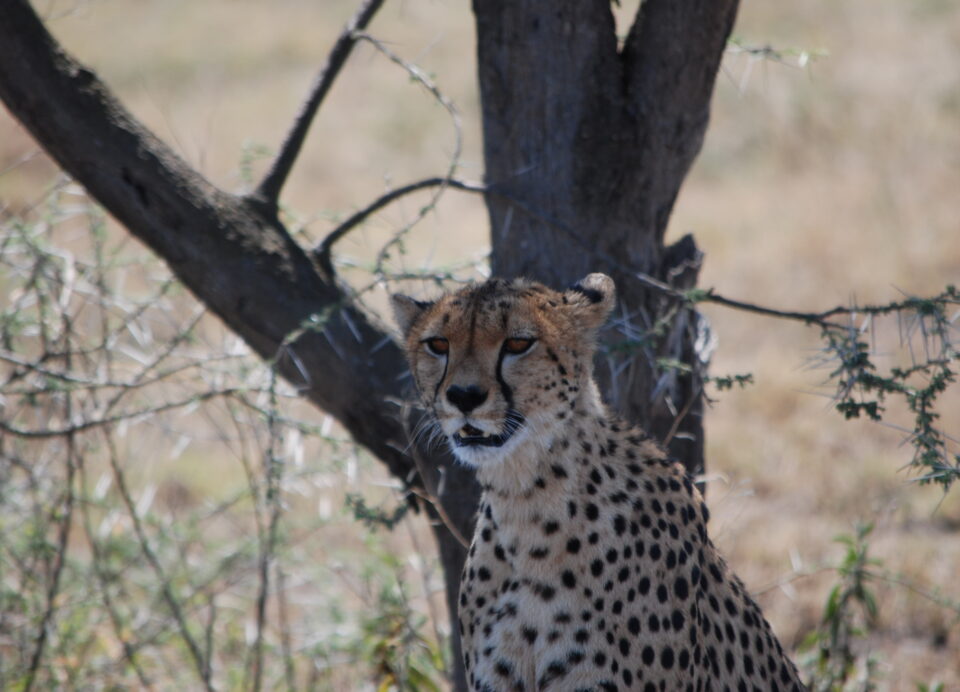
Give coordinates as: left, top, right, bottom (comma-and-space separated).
392, 273, 615, 467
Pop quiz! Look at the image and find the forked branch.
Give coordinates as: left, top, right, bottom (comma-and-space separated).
252, 0, 387, 211
315, 177, 485, 273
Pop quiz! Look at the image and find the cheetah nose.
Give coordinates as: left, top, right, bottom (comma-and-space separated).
446, 385, 488, 414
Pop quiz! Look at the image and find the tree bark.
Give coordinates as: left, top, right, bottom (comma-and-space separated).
0, 0, 738, 689
475, 0, 738, 474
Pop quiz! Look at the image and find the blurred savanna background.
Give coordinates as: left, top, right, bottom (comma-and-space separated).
1, 0, 959, 689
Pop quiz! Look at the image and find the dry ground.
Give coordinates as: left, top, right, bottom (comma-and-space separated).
2, 0, 959, 689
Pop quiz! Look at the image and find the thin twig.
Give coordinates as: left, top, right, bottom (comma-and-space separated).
315, 177, 485, 272
0, 387, 265, 439
698, 287, 960, 331
252, 368, 285, 692
350, 31, 464, 284
102, 432, 215, 691
252, 0, 387, 209
399, 404, 470, 549
22, 393, 78, 692
275, 564, 297, 692
661, 387, 700, 448
78, 460, 155, 689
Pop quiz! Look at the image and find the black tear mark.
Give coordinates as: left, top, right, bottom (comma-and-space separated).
568, 281, 602, 304
121, 167, 150, 208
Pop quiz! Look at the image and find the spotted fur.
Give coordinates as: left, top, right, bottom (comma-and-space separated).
393, 274, 805, 691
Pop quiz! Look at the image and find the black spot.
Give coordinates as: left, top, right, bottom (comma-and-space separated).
627, 617, 640, 635
585, 504, 599, 521
543, 521, 560, 535
612, 514, 627, 535
566, 538, 581, 554
661, 646, 675, 670
562, 571, 577, 589
591, 559, 604, 577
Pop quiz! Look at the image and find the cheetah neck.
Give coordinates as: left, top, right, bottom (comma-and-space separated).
475, 381, 605, 526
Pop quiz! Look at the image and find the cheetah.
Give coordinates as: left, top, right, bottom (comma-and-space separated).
392, 273, 805, 691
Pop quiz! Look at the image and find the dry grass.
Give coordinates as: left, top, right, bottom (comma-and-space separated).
2, 0, 959, 688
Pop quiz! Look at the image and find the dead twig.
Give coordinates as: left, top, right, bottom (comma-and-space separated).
102, 432, 215, 692
252, 0, 387, 211
315, 177, 485, 274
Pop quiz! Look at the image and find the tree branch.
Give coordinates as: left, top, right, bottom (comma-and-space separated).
0, 0, 414, 484
251, 0, 387, 212
693, 286, 960, 330
0, 8, 477, 687
621, 0, 741, 246
315, 177, 485, 272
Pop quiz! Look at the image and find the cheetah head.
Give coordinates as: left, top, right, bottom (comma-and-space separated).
391, 273, 615, 467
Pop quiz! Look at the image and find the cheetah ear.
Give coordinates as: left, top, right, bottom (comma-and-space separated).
390, 294, 434, 337
563, 273, 616, 330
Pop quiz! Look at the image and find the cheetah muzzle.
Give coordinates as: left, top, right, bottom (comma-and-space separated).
393, 273, 806, 691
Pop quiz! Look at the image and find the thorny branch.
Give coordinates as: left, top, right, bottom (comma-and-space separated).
251, 369, 284, 692
349, 31, 464, 284
22, 368, 77, 692
102, 433, 215, 691
1, 195, 401, 688
315, 177, 486, 275
252, 0, 387, 211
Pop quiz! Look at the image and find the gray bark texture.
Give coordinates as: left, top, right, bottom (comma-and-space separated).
476, 0, 739, 473
0, 0, 738, 689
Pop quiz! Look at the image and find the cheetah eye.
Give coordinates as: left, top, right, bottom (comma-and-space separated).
424, 337, 449, 356
503, 337, 535, 355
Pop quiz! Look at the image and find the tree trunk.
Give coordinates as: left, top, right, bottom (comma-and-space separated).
0, 0, 738, 689
475, 0, 738, 475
